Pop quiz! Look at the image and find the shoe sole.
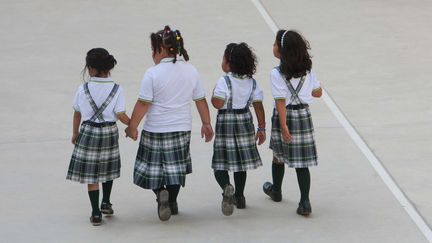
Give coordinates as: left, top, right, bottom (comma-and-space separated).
101, 210, 114, 217
222, 185, 235, 216
158, 190, 171, 221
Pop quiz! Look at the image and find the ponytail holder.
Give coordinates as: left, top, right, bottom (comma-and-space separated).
170, 47, 174, 51
176, 36, 181, 41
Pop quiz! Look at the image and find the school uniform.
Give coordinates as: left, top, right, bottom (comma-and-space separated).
67, 77, 125, 184
133, 58, 205, 190
269, 68, 320, 168
212, 73, 263, 172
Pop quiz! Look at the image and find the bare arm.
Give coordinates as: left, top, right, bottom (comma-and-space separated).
275, 99, 292, 143
71, 111, 81, 144
211, 97, 225, 109
312, 87, 322, 98
125, 100, 151, 140
116, 112, 130, 126
195, 99, 214, 142
252, 102, 266, 145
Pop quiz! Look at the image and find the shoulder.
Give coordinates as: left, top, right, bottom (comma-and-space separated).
75, 83, 85, 93
182, 62, 200, 76
270, 68, 282, 78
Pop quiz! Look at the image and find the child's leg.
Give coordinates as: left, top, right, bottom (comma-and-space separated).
233, 171, 246, 197
102, 180, 113, 204
295, 168, 310, 203
214, 170, 230, 190
166, 184, 180, 203
272, 157, 285, 192
87, 184, 101, 216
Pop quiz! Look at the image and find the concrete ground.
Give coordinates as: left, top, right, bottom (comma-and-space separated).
1, 0, 431, 242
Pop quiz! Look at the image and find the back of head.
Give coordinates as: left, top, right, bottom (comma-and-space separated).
224, 42, 257, 79
85, 48, 117, 77
276, 30, 312, 80
150, 25, 189, 63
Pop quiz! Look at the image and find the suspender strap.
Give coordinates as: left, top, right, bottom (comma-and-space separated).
245, 78, 257, 108
285, 76, 305, 105
84, 83, 119, 122
276, 67, 305, 105
223, 76, 233, 110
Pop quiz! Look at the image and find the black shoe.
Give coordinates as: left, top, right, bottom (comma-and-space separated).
169, 202, 178, 215
263, 182, 282, 202
101, 202, 114, 216
221, 184, 235, 216
234, 195, 246, 209
157, 189, 171, 221
296, 201, 312, 216
90, 213, 102, 226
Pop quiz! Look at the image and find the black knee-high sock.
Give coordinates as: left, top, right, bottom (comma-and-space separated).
102, 180, 113, 204
272, 163, 285, 192
152, 187, 165, 196
296, 168, 310, 203
214, 170, 230, 190
234, 171, 247, 197
88, 190, 100, 215
166, 185, 181, 203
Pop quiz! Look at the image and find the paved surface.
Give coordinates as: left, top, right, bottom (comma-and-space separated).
1, 0, 431, 242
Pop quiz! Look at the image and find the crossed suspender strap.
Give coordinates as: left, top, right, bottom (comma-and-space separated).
83, 83, 119, 122
276, 67, 305, 105
223, 75, 256, 110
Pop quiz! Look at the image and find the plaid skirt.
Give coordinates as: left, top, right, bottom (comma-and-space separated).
212, 110, 262, 172
270, 107, 318, 168
67, 122, 121, 184
134, 130, 192, 190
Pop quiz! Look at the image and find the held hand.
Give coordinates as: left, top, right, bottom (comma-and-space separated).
125, 127, 138, 141
201, 124, 214, 143
255, 131, 266, 145
281, 125, 292, 143
71, 133, 78, 145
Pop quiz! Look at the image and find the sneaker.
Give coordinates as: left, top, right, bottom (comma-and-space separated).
89, 213, 102, 226
157, 189, 171, 221
169, 202, 178, 215
296, 200, 312, 216
234, 195, 246, 209
101, 202, 114, 216
221, 184, 235, 216
263, 182, 282, 202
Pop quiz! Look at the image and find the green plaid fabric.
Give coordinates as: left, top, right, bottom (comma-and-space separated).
67, 123, 121, 183
211, 75, 262, 172
134, 130, 192, 189
269, 108, 318, 168
212, 111, 262, 171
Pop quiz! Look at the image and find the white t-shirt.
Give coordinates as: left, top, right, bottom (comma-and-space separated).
270, 68, 321, 105
212, 73, 264, 109
138, 58, 206, 133
73, 77, 126, 122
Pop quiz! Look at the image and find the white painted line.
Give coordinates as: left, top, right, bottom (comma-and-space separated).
250, 0, 432, 242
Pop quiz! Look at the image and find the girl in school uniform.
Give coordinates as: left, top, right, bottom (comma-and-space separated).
263, 30, 322, 216
212, 43, 266, 216
67, 48, 130, 226
125, 25, 214, 221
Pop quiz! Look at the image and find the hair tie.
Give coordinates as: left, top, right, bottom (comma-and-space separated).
281, 30, 288, 48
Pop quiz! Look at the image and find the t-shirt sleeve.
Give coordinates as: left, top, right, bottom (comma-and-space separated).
138, 71, 154, 103
192, 71, 206, 101
310, 71, 321, 90
72, 85, 82, 112
212, 77, 228, 100
114, 86, 126, 114
270, 70, 288, 100
252, 80, 264, 102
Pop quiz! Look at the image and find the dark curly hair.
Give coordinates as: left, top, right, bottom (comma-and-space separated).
276, 30, 312, 80
150, 25, 189, 63
224, 42, 257, 78
83, 48, 117, 78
